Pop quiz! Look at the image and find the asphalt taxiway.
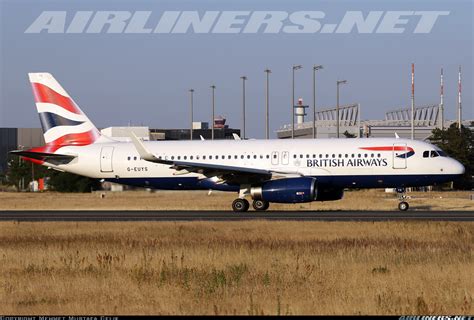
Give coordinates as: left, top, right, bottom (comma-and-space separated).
0, 210, 472, 221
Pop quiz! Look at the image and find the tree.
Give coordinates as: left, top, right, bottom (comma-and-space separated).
429, 123, 474, 189
46, 170, 101, 193
6, 155, 101, 192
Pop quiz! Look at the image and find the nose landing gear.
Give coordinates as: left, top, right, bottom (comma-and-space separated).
396, 187, 410, 211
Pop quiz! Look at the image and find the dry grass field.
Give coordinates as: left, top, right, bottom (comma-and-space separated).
0, 189, 473, 211
0, 220, 473, 315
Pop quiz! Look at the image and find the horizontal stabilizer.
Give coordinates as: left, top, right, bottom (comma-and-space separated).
9, 150, 76, 163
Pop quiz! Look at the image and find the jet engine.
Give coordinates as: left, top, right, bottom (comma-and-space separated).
250, 177, 344, 203
250, 177, 317, 203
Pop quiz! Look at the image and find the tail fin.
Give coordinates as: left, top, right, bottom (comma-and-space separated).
29, 73, 101, 146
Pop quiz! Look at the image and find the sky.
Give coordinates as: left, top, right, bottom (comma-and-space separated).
0, 0, 472, 139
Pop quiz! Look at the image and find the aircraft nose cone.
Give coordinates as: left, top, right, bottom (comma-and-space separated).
452, 159, 465, 175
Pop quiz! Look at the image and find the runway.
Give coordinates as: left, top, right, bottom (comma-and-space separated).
0, 210, 473, 221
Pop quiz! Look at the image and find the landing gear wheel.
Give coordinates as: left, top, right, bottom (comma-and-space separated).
398, 201, 409, 211
232, 198, 250, 212
252, 199, 270, 211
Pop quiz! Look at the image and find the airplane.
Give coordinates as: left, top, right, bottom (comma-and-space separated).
11, 73, 465, 212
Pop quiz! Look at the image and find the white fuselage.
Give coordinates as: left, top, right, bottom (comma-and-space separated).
47, 137, 464, 191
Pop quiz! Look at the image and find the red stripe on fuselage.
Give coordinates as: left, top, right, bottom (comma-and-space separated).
359, 146, 414, 152
31, 82, 81, 115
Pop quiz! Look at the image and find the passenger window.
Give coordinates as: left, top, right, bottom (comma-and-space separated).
171, 156, 175, 160
306, 154, 310, 158
377, 153, 381, 158
300, 154, 303, 159
234, 155, 238, 159
273, 154, 277, 159
266, 155, 270, 159
190, 156, 194, 160
241, 155, 244, 159
134, 156, 137, 161
319, 154, 322, 158
371, 154, 374, 158
260, 155, 263, 159
364, 154, 368, 158
253, 155, 257, 159
203, 156, 206, 160
338, 154, 342, 158
196, 156, 200, 160
127, 156, 131, 161
345, 154, 348, 158
351, 154, 355, 158
247, 155, 250, 159
228, 155, 231, 159
423, 151, 429, 158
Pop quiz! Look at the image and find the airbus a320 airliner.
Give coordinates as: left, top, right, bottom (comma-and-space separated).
11, 73, 465, 212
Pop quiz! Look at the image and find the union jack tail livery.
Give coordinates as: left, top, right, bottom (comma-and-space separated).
29, 73, 101, 147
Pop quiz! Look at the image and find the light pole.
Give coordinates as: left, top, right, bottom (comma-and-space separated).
312, 65, 323, 139
210, 85, 216, 140
240, 76, 247, 139
264, 69, 271, 139
292, 65, 302, 139
336, 79, 347, 138
189, 89, 194, 140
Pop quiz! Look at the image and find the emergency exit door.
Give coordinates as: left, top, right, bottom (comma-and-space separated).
100, 146, 114, 172
392, 143, 407, 169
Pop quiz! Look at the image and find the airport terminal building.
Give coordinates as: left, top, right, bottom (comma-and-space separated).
277, 103, 474, 140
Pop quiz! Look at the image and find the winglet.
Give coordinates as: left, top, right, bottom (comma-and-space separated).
200, 135, 205, 141
129, 131, 163, 163
233, 133, 241, 140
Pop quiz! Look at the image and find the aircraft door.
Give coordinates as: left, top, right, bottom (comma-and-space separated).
281, 151, 289, 165
271, 151, 279, 166
392, 143, 407, 169
100, 146, 114, 172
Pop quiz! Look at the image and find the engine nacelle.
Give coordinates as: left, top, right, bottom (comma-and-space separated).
314, 186, 344, 201
251, 177, 316, 203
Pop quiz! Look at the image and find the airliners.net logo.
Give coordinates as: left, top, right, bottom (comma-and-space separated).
25, 11, 450, 34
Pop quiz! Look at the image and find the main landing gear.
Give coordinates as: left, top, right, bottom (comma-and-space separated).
231, 199, 270, 212
232, 198, 249, 212
396, 187, 409, 211
252, 199, 270, 211
232, 186, 270, 212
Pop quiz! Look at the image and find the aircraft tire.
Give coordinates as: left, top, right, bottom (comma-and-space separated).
252, 199, 270, 211
398, 201, 409, 211
232, 198, 250, 212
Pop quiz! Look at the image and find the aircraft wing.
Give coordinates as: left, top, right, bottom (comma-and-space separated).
129, 132, 301, 184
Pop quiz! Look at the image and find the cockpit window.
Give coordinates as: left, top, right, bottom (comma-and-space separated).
430, 151, 439, 158
423, 151, 429, 158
